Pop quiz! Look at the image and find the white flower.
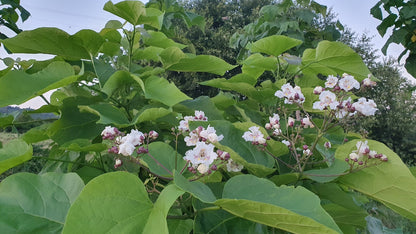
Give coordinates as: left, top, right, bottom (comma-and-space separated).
369, 150, 377, 158
313, 86, 323, 94
183, 142, 218, 167
184, 132, 200, 146
338, 74, 360, 91
197, 164, 209, 174
301, 116, 314, 128
324, 141, 331, 149
199, 125, 224, 143
275, 83, 305, 104
349, 152, 360, 161
194, 110, 207, 120
282, 140, 291, 147
380, 154, 388, 161
356, 140, 369, 155
303, 149, 312, 156
114, 158, 122, 168
353, 98, 378, 116
101, 126, 116, 137
313, 90, 339, 110
118, 142, 135, 156
325, 75, 338, 88
335, 98, 353, 118
287, 117, 295, 127
269, 113, 280, 125
273, 129, 282, 136
242, 126, 266, 144
123, 129, 145, 146
226, 159, 243, 172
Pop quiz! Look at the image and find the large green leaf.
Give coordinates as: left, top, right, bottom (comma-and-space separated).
0, 61, 80, 106
166, 55, 237, 76
241, 53, 278, 79
63, 171, 183, 234
142, 184, 185, 233
303, 158, 350, 183
103, 1, 146, 25
144, 76, 191, 107
301, 41, 371, 80
0, 139, 32, 174
250, 35, 303, 57
194, 208, 269, 234
174, 171, 217, 204
143, 142, 186, 178
215, 175, 342, 233
47, 97, 104, 145
143, 31, 186, 49
133, 107, 172, 124
79, 103, 130, 127
1, 28, 91, 60
102, 70, 145, 97
138, 8, 164, 30
0, 172, 84, 233
71, 29, 104, 56
335, 139, 416, 221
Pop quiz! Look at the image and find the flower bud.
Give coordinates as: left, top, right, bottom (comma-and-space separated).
358, 161, 363, 165
324, 142, 331, 149
211, 164, 217, 171
313, 86, 323, 94
148, 130, 159, 140
114, 158, 123, 169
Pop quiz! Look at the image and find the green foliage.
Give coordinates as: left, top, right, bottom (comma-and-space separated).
371, 0, 416, 78
0, 172, 84, 233
0, 0, 30, 39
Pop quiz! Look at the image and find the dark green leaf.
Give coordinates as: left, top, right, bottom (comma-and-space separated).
167, 55, 237, 76
174, 171, 217, 203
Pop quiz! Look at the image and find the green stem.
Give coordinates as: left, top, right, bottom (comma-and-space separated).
197, 206, 221, 212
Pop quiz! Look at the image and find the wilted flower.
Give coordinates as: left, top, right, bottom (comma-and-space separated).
197, 164, 209, 174
114, 158, 123, 169
226, 159, 243, 172
363, 75, 376, 87
101, 126, 120, 140
282, 140, 291, 147
301, 116, 314, 128
324, 141, 332, 149
287, 117, 295, 127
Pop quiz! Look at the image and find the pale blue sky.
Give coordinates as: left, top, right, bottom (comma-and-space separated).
0, 0, 410, 108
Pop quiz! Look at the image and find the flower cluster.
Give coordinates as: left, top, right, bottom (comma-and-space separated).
181, 111, 243, 174
313, 74, 378, 117
242, 126, 267, 144
275, 83, 305, 104
178, 110, 208, 132
345, 140, 388, 168
102, 126, 158, 168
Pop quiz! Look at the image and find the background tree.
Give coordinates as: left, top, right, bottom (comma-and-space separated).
371, 0, 416, 78
0, 0, 30, 39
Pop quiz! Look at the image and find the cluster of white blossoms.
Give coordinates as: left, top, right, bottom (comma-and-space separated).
178, 110, 208, 132
274, 83, 305, 104
242, 126, 267, 144
181, 111, 243, 174
102, 126, 158, 157
346, 140, 388, 166
102, 126, 159, 168
312, 74, 378, 117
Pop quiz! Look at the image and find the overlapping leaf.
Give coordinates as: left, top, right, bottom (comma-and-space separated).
335, 139, 416, 221
0, 139, 32, 174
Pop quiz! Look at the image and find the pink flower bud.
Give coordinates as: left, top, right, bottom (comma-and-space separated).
358, 161, 363, 165
303, 145, 308, 150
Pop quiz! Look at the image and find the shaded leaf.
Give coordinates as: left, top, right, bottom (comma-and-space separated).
215, 175, 342, 233
144, 76, 191, 107
167, 55, 237, 76
174, 171, 216, 203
